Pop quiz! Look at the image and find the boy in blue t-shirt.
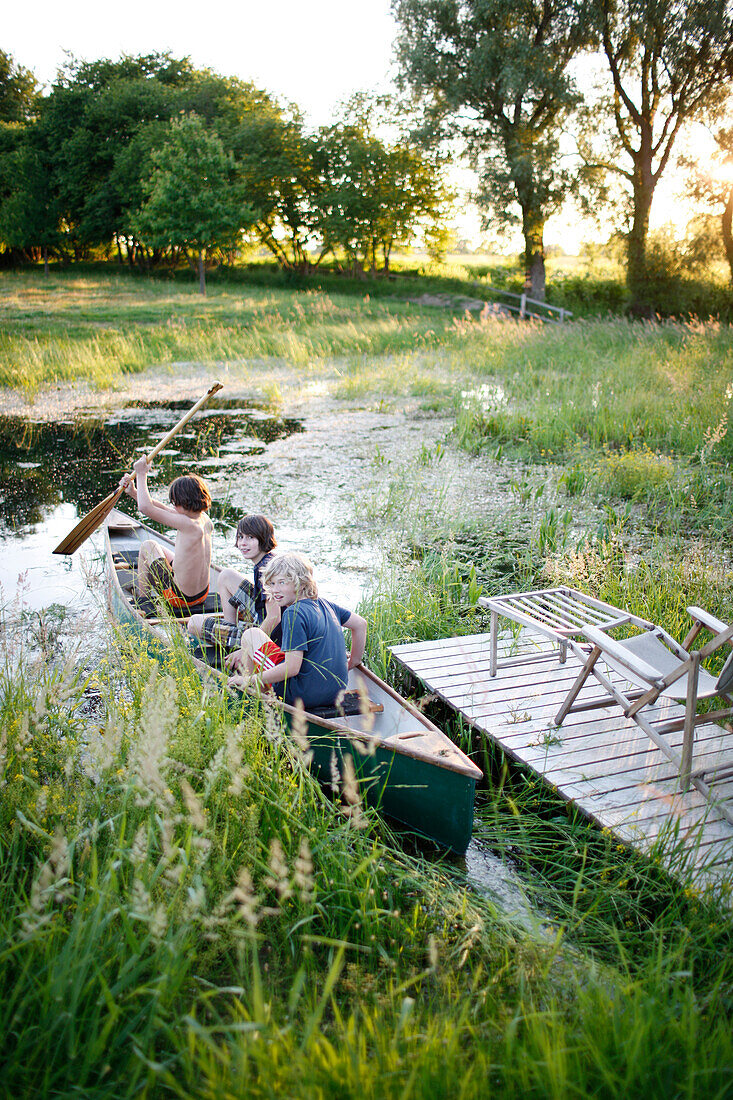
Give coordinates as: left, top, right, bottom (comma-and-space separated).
227, 551, 367, 710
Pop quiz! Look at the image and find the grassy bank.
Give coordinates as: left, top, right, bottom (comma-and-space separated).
0, 270, 453, 392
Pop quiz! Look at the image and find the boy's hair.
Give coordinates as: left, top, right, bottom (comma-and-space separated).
169, 473, 211, 513
263, 551, 318, 600
235, 514, 277, 552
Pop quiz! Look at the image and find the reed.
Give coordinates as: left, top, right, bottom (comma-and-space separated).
3, 616, 731, 1099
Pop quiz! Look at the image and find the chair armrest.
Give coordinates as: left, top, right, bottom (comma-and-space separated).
687, 606, 730, 636
582, 625, 665, 686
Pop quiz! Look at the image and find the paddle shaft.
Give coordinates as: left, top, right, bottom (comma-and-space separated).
134, 381, 223, 474
52, 381, 223, 555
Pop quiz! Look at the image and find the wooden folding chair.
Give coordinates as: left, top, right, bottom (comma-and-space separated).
555, 606, 733, 824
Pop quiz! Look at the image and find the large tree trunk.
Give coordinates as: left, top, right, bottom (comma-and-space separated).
198, 249, 206, 296
626, 146, 656, 318
722, 185, 733, 289
522, 208, 546, 302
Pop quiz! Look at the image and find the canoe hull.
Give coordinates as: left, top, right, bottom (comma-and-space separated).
303, 725, 477, 852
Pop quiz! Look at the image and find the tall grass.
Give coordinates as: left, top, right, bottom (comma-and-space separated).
3, 269, 733, 1097
451, 315, 733, 459
2, 616, 732, 1099
0, 272, 458, 392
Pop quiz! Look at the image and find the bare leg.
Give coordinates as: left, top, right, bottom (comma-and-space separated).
217, 567, 248, 625
187, 613, 207, 639
227, 627, 270, 691
136, 540, 173, 595
238, 626, 270, 673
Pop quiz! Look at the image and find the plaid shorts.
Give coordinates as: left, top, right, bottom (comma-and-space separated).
200, 578, 259, 649
229, 578, 258, 620
200, 617, 245, 650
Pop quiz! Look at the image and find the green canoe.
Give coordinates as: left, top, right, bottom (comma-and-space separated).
104, 510, 481, 853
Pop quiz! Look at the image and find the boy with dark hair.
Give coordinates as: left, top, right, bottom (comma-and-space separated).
187, 513, 279, 648
120, 457, 213, 613
227, 551, 367, 711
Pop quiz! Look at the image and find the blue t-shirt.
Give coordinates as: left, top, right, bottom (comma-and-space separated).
275, 597, 350, 709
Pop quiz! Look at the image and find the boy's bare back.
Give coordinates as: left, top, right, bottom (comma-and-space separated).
169, 511, 213, 595
121, 458, 213, 598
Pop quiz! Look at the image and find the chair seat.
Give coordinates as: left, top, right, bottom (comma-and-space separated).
611, 633, 721, 699
555, 604, 733, 823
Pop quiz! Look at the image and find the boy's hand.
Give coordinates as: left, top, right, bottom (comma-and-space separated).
118, 473, 133, 493
225, 650, 244, 672
133, 456, 153, 477
261, 595, 281, 635
227, 672, 258, 694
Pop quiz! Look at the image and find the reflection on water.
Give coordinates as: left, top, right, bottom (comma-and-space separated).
464, 838, 548, 933
0, 503, 94, 612
0, 399, 303, 532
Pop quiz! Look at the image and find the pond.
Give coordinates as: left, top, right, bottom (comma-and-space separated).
1, 384, 556, 927
0, 397, 303, 613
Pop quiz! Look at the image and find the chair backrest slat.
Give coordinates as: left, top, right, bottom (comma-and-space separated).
716, 649, 733, 694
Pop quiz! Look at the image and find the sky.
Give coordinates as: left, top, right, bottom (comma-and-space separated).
5, 0, 399, 128
4, 1, 709, 254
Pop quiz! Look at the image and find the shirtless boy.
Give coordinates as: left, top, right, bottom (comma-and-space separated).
121, 456, 213, 612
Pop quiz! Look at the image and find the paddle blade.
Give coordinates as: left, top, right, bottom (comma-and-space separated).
53, 487, 125, 555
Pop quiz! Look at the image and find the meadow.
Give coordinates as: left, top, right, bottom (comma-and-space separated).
1, 268, 733, 1098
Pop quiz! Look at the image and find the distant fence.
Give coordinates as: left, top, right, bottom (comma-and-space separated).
485, 285, 572, 324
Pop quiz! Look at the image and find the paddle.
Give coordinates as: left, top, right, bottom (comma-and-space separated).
53, 381, 223, 555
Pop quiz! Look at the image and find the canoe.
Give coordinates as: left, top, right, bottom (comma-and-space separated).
104, 509, 482, 853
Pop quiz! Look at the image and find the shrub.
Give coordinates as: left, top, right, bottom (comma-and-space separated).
595, 447, 675, 500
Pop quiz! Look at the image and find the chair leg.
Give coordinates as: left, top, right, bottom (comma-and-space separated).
555, 647, 600, 725
680, 652, 700, 790
490, 610, 498, 677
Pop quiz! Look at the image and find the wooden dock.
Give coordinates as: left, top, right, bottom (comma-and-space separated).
391, 628, 733, 894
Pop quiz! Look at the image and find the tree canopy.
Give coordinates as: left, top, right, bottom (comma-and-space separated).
392, 0, 596, 299
580, 0, 733, 314
0, 51, 450, 278
0, 50, 39, 123
134, 114, 250, 293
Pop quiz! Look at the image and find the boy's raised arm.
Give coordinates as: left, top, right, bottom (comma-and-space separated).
122, 457, 187, 528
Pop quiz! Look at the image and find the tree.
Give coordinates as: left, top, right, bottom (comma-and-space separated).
314, 95, 451, 275
392, 0, 595, 300
683, 125, 733, 287
0, 50, 39, 123
583, 0, 733, 315
38, 54, 201, 259
0, 139, 61, 268
134, 113, 251, 293
225, 99, 325, 272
